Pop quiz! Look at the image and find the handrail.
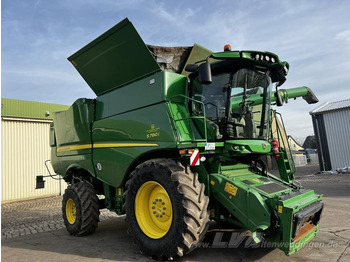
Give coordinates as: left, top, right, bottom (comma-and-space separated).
275, 111, 296, 174
271, 110, 296, 182
168, 94, 207, 143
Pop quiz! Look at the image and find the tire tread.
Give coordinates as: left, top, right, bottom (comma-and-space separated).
62, 182, 100, 236
124, 158, 209, 259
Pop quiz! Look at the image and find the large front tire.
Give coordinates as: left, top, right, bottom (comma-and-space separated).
124, 159, 209, 260
62, 181, 100, 236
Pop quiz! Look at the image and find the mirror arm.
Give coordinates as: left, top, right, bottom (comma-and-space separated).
274, 85, 283, 106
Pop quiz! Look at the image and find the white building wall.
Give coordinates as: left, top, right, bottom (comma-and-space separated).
293, 154, 307, 167
309, 154, 319, 164
323, 110, 350, 170
1, 118, 67, 202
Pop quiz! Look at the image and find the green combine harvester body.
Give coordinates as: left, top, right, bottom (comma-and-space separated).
49, 18, 323, 258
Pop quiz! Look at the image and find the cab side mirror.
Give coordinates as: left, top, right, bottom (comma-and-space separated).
199, 61, 212, 85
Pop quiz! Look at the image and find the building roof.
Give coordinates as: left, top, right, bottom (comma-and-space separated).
287, 135, 305, 151
303, 135, 317, 149
310, 99, 350, 115
1, 98, 69, 120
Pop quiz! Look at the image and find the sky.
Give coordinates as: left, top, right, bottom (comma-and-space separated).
2, 0, 350, 139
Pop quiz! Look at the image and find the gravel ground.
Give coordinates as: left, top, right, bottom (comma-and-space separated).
2, 164, 350, 262
1, 196, 118, 239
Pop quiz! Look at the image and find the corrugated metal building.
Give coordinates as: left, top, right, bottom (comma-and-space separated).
310, 99, 350, 171
1, 98, 69, 202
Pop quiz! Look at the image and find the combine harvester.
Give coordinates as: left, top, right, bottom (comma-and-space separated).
46, 18, 323, 259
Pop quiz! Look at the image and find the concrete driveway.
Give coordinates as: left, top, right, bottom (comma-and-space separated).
2, 166, 350, 261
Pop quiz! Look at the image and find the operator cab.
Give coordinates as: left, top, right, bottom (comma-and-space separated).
189, 61, 275, 142
187, 50, 289, 143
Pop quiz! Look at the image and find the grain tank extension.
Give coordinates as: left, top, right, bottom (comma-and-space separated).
49, 18, 323, 259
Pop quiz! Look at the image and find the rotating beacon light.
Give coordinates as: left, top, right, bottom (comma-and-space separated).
224, 44, 231, 51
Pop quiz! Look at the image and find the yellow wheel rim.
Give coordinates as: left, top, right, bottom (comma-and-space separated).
135, 181, 173, 239
66, 198, 77, 224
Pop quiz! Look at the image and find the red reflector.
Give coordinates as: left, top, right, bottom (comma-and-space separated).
271, 139, 280, 158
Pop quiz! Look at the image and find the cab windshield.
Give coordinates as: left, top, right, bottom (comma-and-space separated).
192, 68, 272, 140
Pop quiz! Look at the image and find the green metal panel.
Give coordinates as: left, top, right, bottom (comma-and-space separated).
50, 153, 95, 181
92, 103, 177, 187
164, 71, 188, 100
53, 98, 94, 155
93, 103, 176, 144
165, 72, 207, 143
95, 71, 164, 119
1, 98, 69, 120
68, 18, 161, 96
209, 168, 275, 232
225, 140, 271, 154
274, 191, 323, 255
208, 164, 323, 255
51, 99, 96, 179
95, 71, 189, 120
52, 70, 195, 184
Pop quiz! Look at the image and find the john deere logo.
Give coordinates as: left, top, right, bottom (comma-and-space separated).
146, 124, 160, 139
262, 144, 267, 150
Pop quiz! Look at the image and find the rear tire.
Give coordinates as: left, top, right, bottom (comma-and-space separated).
124, 159, 209, 260
62, 181, 100, 236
